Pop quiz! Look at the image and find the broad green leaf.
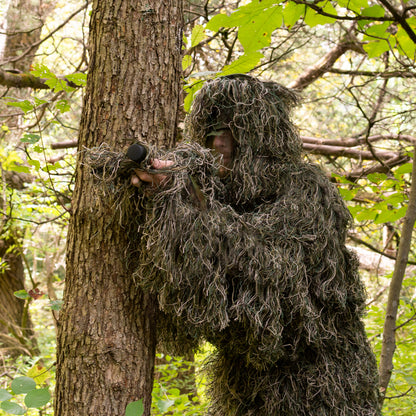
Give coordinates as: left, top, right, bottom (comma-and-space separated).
191, 25, 205, 47
206, 13, 231, 31
65, 72, 87, 86
24, 389, 51, 409
27, 364, 52, 386
338, 188, 358, 201
11, 377, 36, 394
364, 22, 390, 38
304, 2, 337, 27
21, 133, 41, 144
30, 63, 55, 79
182, 55, 192, 71
283, 2, 304, 28
238, 5, 283, 52
394, 163, 413, 175
156, 398, 174, 412
0, 390, 12, 401
374, 206, 407, 224
363, 40, 391, 58
367, 172, 387, 183
28, 159, 41, 170
220, 51, 263, 76
383, 192, 404, 205
49, 299, 64, 311
207, 0, 276, 31
396, 24, 416, 59
0, 401, 25, 415
355, 208, 378, 221
14, 290, 30, 300
361, 5, 385, 18
55, 99, 71, 113
337, 0, 369, 13
5, 163, 30, 173
5, 99, 33, 114
125, 399, 144, 416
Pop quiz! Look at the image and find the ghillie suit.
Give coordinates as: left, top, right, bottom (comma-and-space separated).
88, 75, 380, 415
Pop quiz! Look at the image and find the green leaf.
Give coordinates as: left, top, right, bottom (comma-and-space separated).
394, 163, 413, 175
374, 206, 407, 224
24, 389, 51, 409
184, 81, 204, 113
156, 398, 174, 412
337, 0, 368, 13
220, 51, 263, 76
363, 40, 391, 58
191, 25, 205, 47
28, 159, 41, 170
361, 5, 385, 18
55, 99, 71, 114
0, 390, 12, 401
396, 22, 416, 59
21, 133, 41, 144
238, 5, 283, 52
182, 55, 192, 71
355, 208, 378, 221
338, 188, 357, 201
49, 299, 63, 311
303, 2, 337, 27
11, 377, 36, 394
367, 172, 387, 183
65, 72, 87, 86
364, 22, 390, 38
5, 99, 33, 114
206, 13, 230, 31
283, 2, 305, 28
0, 401, 25, 415
125, 399, 144, 416
14, 290, 30, 300
383, 192, 404, 205
6, 163, 30, 174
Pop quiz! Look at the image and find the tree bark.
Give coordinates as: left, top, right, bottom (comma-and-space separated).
0, 232, 36, 357
54, 1, 183, 415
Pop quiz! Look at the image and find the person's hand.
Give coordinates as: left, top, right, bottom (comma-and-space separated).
131, 159, 173, 188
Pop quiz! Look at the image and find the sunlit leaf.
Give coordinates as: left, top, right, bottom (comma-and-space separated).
191, 25, 205, 47
283, 1, 304, 28
182, 55, 192, 71
220, 51, 263, 76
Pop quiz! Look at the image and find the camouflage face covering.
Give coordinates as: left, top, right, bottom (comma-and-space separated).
86, 75, 380, 415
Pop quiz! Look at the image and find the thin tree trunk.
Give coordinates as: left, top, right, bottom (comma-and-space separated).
378, 149, 416, 405
54, 1, 183, 415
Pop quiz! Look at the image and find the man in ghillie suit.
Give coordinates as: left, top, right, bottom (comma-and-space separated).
131, 75, 380, 415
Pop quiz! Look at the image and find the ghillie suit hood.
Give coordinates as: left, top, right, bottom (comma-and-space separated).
186, 75, 302, 205
87, 75, 380, 415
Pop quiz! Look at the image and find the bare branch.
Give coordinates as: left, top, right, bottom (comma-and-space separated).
288, 31, 364, 90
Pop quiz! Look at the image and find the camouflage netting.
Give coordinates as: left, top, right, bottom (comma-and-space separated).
85, 75, 380, 415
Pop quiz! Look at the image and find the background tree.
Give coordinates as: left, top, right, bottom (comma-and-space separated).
54, 0, 183, 415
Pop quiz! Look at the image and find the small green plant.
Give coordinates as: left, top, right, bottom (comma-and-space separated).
0, 376, 51, 415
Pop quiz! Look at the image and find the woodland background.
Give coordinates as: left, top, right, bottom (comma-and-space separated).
0, 0, 415, 415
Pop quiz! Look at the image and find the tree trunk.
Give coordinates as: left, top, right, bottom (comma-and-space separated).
0, 232, 36, 356
54, 1, 183, 415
